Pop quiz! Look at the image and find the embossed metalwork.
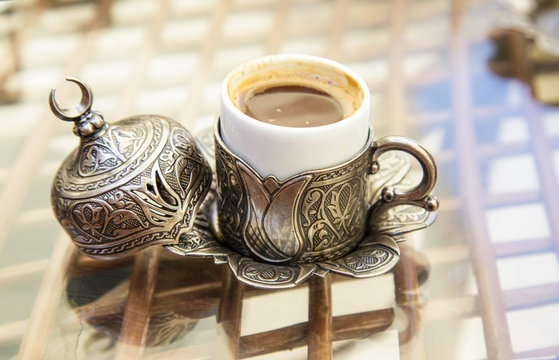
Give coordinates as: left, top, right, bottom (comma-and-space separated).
213, 118, 438, 264
215, 121, 369, 263
318, 235, 400, 278
166, 123, 440, 289
50, 78, 212, 258
368, 136, 439, 225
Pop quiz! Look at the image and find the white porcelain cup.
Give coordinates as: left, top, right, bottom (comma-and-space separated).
220, 54, 371, 180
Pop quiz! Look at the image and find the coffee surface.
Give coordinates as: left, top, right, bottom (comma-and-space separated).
243, 85, 344, 128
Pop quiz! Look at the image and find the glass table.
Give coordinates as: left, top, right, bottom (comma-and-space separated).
1, 0, 558, 358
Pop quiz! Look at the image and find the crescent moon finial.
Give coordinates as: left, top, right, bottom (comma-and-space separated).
49, 77, 93, 122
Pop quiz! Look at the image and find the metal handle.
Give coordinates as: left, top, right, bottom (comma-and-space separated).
368, 136, 439, 221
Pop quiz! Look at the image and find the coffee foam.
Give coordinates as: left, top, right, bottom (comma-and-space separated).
228, 61, 363, 121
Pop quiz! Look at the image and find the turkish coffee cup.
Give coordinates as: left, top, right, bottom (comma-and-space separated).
214, 54, 437, 264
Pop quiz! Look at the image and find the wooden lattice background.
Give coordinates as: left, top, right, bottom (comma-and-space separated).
1, 0, 559, 359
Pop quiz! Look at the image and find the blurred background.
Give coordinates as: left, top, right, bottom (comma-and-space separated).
0, 0, 559, 359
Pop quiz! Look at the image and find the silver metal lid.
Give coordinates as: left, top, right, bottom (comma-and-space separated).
50, 78, 212, 259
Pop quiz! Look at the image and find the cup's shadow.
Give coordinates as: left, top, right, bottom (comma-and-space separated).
165, 125, 438, 289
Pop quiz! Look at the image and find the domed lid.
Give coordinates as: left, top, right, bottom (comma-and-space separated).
50, 78, 212, 259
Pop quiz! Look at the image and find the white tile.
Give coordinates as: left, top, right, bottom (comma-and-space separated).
148, 52, 198, 83
5, 67, 63, 102
419, 127, 446, 154
497, 252, 559, 291
222, 11, 274, 40
0, 103, 41, 137
202, 82, 221, 114
508, 302, 559, 353
95, 26, 145, 59
133, 86, 189, 115
21, 34, 80, 68
47, 135, 79, 157
280, 37, 327, 58
81, 60, 133, 81
287, 2, 331, 34
553, 150, 559, 185
486, 203, 551, 243
241, 287, 308, 336
504, 81, 524, 108
451, 317, 487, 360
403, 52, 442, 80
248, 346, 307, 360
171, 0, 216, 14
343, 28, 388, 53
213, 45, 265, 74
332, 274, 395, 317
496, 116, 529, 143
404, 17, 449, 44
80, 60, 133, 90
487, 154, 539, 194
543, 111, 559, 137
110, 0, 159, 25
333, 329, 400, 360
38, 3, 96, 32
345, 58, 388, 86
91, 94, 118, 116
161, 18, 209, 47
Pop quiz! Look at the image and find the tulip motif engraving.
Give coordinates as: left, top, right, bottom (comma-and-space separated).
237, 162, 312, 262
215, 134, 370, 264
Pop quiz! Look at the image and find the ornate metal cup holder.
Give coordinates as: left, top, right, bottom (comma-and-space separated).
165, 125, 438, 289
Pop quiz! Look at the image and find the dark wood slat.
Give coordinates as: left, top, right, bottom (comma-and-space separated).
450, 0, 514, 357
477, 143, 532, 160
332, 308, 395, 342
514, 346, 559, 359
485, 191, 540, 208
240, 309, 394, 359
265, 0, 290, 54
326, 0, 348, 61
177, 0, 231, 128
114, 246, 162, 359
308, 275, 333, 360
525, 88, 559, 257
394, 244, 423, 354
494, 238, 553, 258
504, 283, 559, 311
217, 268, 244, 360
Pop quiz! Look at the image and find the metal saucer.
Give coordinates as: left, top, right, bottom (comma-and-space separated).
164, 124, 438, 289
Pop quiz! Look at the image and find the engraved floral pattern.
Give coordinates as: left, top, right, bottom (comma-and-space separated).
112, 126, 144, 158
300, 178, 366, 253
215, 133, 370, 263
242, 264, 295, 284
79, 144, 122, 175
168, 126, 438, 288
70, 197, 148, 242
343, 248, 392, 272
53, 116, 212, 257
215, 145, 251, 256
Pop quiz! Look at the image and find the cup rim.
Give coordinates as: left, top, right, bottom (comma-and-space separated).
214, 117, 374, 182
221, 54, 371, 135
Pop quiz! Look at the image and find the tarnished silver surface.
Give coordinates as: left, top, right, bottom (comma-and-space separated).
495, 0, 559, 56
50, 78, 212, 258
166, 123, 438, 288
367, 136, 439, 227
213, 118, 438, 264
214, 123, 370, 264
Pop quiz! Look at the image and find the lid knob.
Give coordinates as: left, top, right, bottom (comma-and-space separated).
49, 77, 106, 137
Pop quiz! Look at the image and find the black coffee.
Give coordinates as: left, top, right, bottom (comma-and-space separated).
243, 85, 344, 128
